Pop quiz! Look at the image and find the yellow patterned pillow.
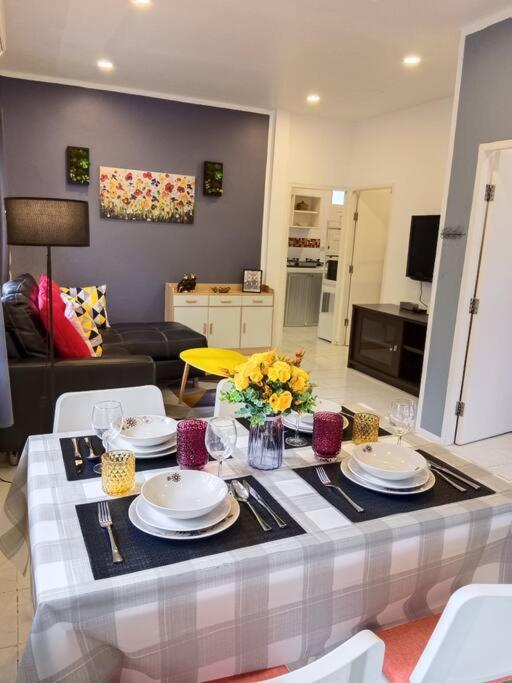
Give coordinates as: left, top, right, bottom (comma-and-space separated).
61, 292, 103, 357
60, 284, 110, 329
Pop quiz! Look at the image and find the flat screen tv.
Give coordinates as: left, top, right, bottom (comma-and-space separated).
406, 215, 440, 282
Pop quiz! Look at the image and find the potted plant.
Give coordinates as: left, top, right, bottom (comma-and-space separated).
221, 349, 315, 469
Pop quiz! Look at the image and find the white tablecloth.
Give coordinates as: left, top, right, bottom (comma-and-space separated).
2, 409, 512, 682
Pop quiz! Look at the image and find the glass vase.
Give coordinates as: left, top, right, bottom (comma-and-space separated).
248, 415, 284, 470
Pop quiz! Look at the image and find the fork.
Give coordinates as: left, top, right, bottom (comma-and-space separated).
97, 501, 124, 563
316, 466, 365, 513
83, 437, 100, 460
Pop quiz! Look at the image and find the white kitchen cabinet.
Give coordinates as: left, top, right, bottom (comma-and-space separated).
208, 306, 242, 348
173, 306, 209, 337
241, 306, 273, 348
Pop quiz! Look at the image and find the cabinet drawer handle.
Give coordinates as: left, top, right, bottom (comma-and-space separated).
185, 299, 197, 304
252, 299, 263, 303
210, 322, 213, 334
242, 322, 247, 334
203, 323, 207, 335
220, 300, 232, 304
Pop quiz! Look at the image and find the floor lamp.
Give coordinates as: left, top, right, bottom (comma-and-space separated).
4, 197, 90, 411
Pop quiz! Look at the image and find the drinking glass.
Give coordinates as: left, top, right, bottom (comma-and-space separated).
177, 419, 209, 470
388, 398, 417, 445
285, 411, 308, 447
312, 411, 343, 460
352, 412, 380, 445
91, 401, 123, 474
205, 417, 237, 478
101, 450, 135, 496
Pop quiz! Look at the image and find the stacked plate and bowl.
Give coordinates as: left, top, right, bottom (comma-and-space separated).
128, 469, 240, 540
341, 443, 435, 495
112, 415, 178, 458
283, 399, 349, 433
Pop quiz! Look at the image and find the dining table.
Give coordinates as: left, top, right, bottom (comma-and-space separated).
1, 403, 512, 683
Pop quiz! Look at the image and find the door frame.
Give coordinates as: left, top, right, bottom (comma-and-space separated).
334, 185, 394, 346
432, 139, 512, 445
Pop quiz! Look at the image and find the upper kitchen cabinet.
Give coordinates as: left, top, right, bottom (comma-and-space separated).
289, 193, 322, 229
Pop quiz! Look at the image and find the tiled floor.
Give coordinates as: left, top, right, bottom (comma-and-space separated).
0, 326, 510, 680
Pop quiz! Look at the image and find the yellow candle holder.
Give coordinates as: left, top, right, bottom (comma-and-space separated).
352, 412, 380, 445
101, 450, 135, 496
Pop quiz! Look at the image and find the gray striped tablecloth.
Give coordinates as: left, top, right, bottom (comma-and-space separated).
2, 407, 512, 683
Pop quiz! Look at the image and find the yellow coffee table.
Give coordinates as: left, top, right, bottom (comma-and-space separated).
179, 348, 247, 402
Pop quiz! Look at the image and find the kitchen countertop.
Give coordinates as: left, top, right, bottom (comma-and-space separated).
286, 266, 324, 273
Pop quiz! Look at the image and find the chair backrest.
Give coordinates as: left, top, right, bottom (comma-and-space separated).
411, 583, 512, 683
214, 378, 240, 419
53, 385, 165, 432
266, 630, 386, 683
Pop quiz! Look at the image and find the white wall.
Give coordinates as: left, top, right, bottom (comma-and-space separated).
350, 97, 453, 305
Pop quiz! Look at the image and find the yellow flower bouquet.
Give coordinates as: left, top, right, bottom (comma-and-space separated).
221, 349, 315, 426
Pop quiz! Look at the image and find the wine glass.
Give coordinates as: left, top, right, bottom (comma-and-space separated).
388, 398, 416, 445
205, 417, 237, 478
91, 401, 124, 474
285, 411, 308, 447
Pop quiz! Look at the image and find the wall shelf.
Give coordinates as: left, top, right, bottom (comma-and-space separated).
293, 210, 318, 215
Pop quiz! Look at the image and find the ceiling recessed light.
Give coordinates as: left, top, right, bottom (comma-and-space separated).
307, 94, 320, 104
131, 0, 152, 6
97, 59, 114, 71
403, 55, 421, 66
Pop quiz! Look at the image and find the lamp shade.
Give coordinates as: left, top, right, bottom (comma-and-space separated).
4, 197, 90, 247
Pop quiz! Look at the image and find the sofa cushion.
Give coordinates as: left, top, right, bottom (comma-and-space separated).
60, 284, 110, 329
102, 322, 207, 361
2, 274, 48, 358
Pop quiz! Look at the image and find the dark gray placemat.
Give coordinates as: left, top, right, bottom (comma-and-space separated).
294, 452, 495, 523
76, 476, 306, 580
60, 436, 181, 481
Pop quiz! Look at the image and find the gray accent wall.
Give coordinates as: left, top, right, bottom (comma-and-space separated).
0, 77, 269, 321
421, 18, 512, 435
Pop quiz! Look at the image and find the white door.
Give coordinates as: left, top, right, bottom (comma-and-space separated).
174, 307, 208, 337
241, 307, 272, 348
456, 149, 512, 444
343, 188, 391, 343
208, 307, 241, 349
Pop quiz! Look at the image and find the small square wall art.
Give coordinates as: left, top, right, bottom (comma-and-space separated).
99, 166, 195, 223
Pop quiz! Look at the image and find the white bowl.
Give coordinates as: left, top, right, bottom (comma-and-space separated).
120, 415, 178, 447
353, 442, 427, 481
141, 470, 228, 519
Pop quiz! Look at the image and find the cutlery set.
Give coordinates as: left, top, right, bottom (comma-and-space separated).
71, 437, 101, 475
229, 479, 288, 532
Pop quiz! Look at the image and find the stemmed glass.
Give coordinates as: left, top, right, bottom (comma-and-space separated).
285, 411, 308, 447
91, 401, 124, 474
205, 417, 237, 478
388, 398, 417, 445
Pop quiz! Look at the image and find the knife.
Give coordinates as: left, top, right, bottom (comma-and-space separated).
427, 461, 480, 490
71, 437, 84, 475
246, 481, 288, 529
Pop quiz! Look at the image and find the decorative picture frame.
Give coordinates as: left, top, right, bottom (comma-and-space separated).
242, 269, 263, 293
67, 146, 90, 185
203, 161, 224, 197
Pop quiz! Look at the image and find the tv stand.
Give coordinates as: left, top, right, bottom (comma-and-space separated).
348, 304, 428, 396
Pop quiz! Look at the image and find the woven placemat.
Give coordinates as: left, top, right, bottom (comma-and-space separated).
76, 476, 306, 580
60, 436, 181, 481
294, 452, 495, 523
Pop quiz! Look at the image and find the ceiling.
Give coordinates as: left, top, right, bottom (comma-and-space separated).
0, 0, 510, 120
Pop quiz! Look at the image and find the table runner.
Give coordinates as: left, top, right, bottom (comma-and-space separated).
77, 476, 305, 580
294, 454, 495, 523
3, 404, 512, 683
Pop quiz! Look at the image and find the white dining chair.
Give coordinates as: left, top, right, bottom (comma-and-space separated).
53, 385, 165, 432
213, 378, 241, 419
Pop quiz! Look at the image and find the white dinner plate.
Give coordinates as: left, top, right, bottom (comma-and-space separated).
136, 495, 231, 531
353, 442, 427, 481
113, 434, 176, 454
120, 415, 178, 447
341, 457, 435, 495
297, 399, 342, 424
347, 456, 430, 489
131, 445, 177, 460
128, 495, 240, 540
283, 414, 349, 433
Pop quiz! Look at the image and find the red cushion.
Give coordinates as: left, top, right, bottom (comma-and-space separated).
207, 666, 288, 682
37, 275, 92, 359
379, 615, 512, 683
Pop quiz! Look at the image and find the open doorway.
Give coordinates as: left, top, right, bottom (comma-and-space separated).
341, 188, 392, 345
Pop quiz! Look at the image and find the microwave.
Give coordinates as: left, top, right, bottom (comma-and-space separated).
325, 257, 338, 281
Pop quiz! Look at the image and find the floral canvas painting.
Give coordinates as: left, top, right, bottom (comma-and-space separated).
99, 166, 195, 223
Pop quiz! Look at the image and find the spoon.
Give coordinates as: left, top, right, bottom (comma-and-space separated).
230, 481, 271, 532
